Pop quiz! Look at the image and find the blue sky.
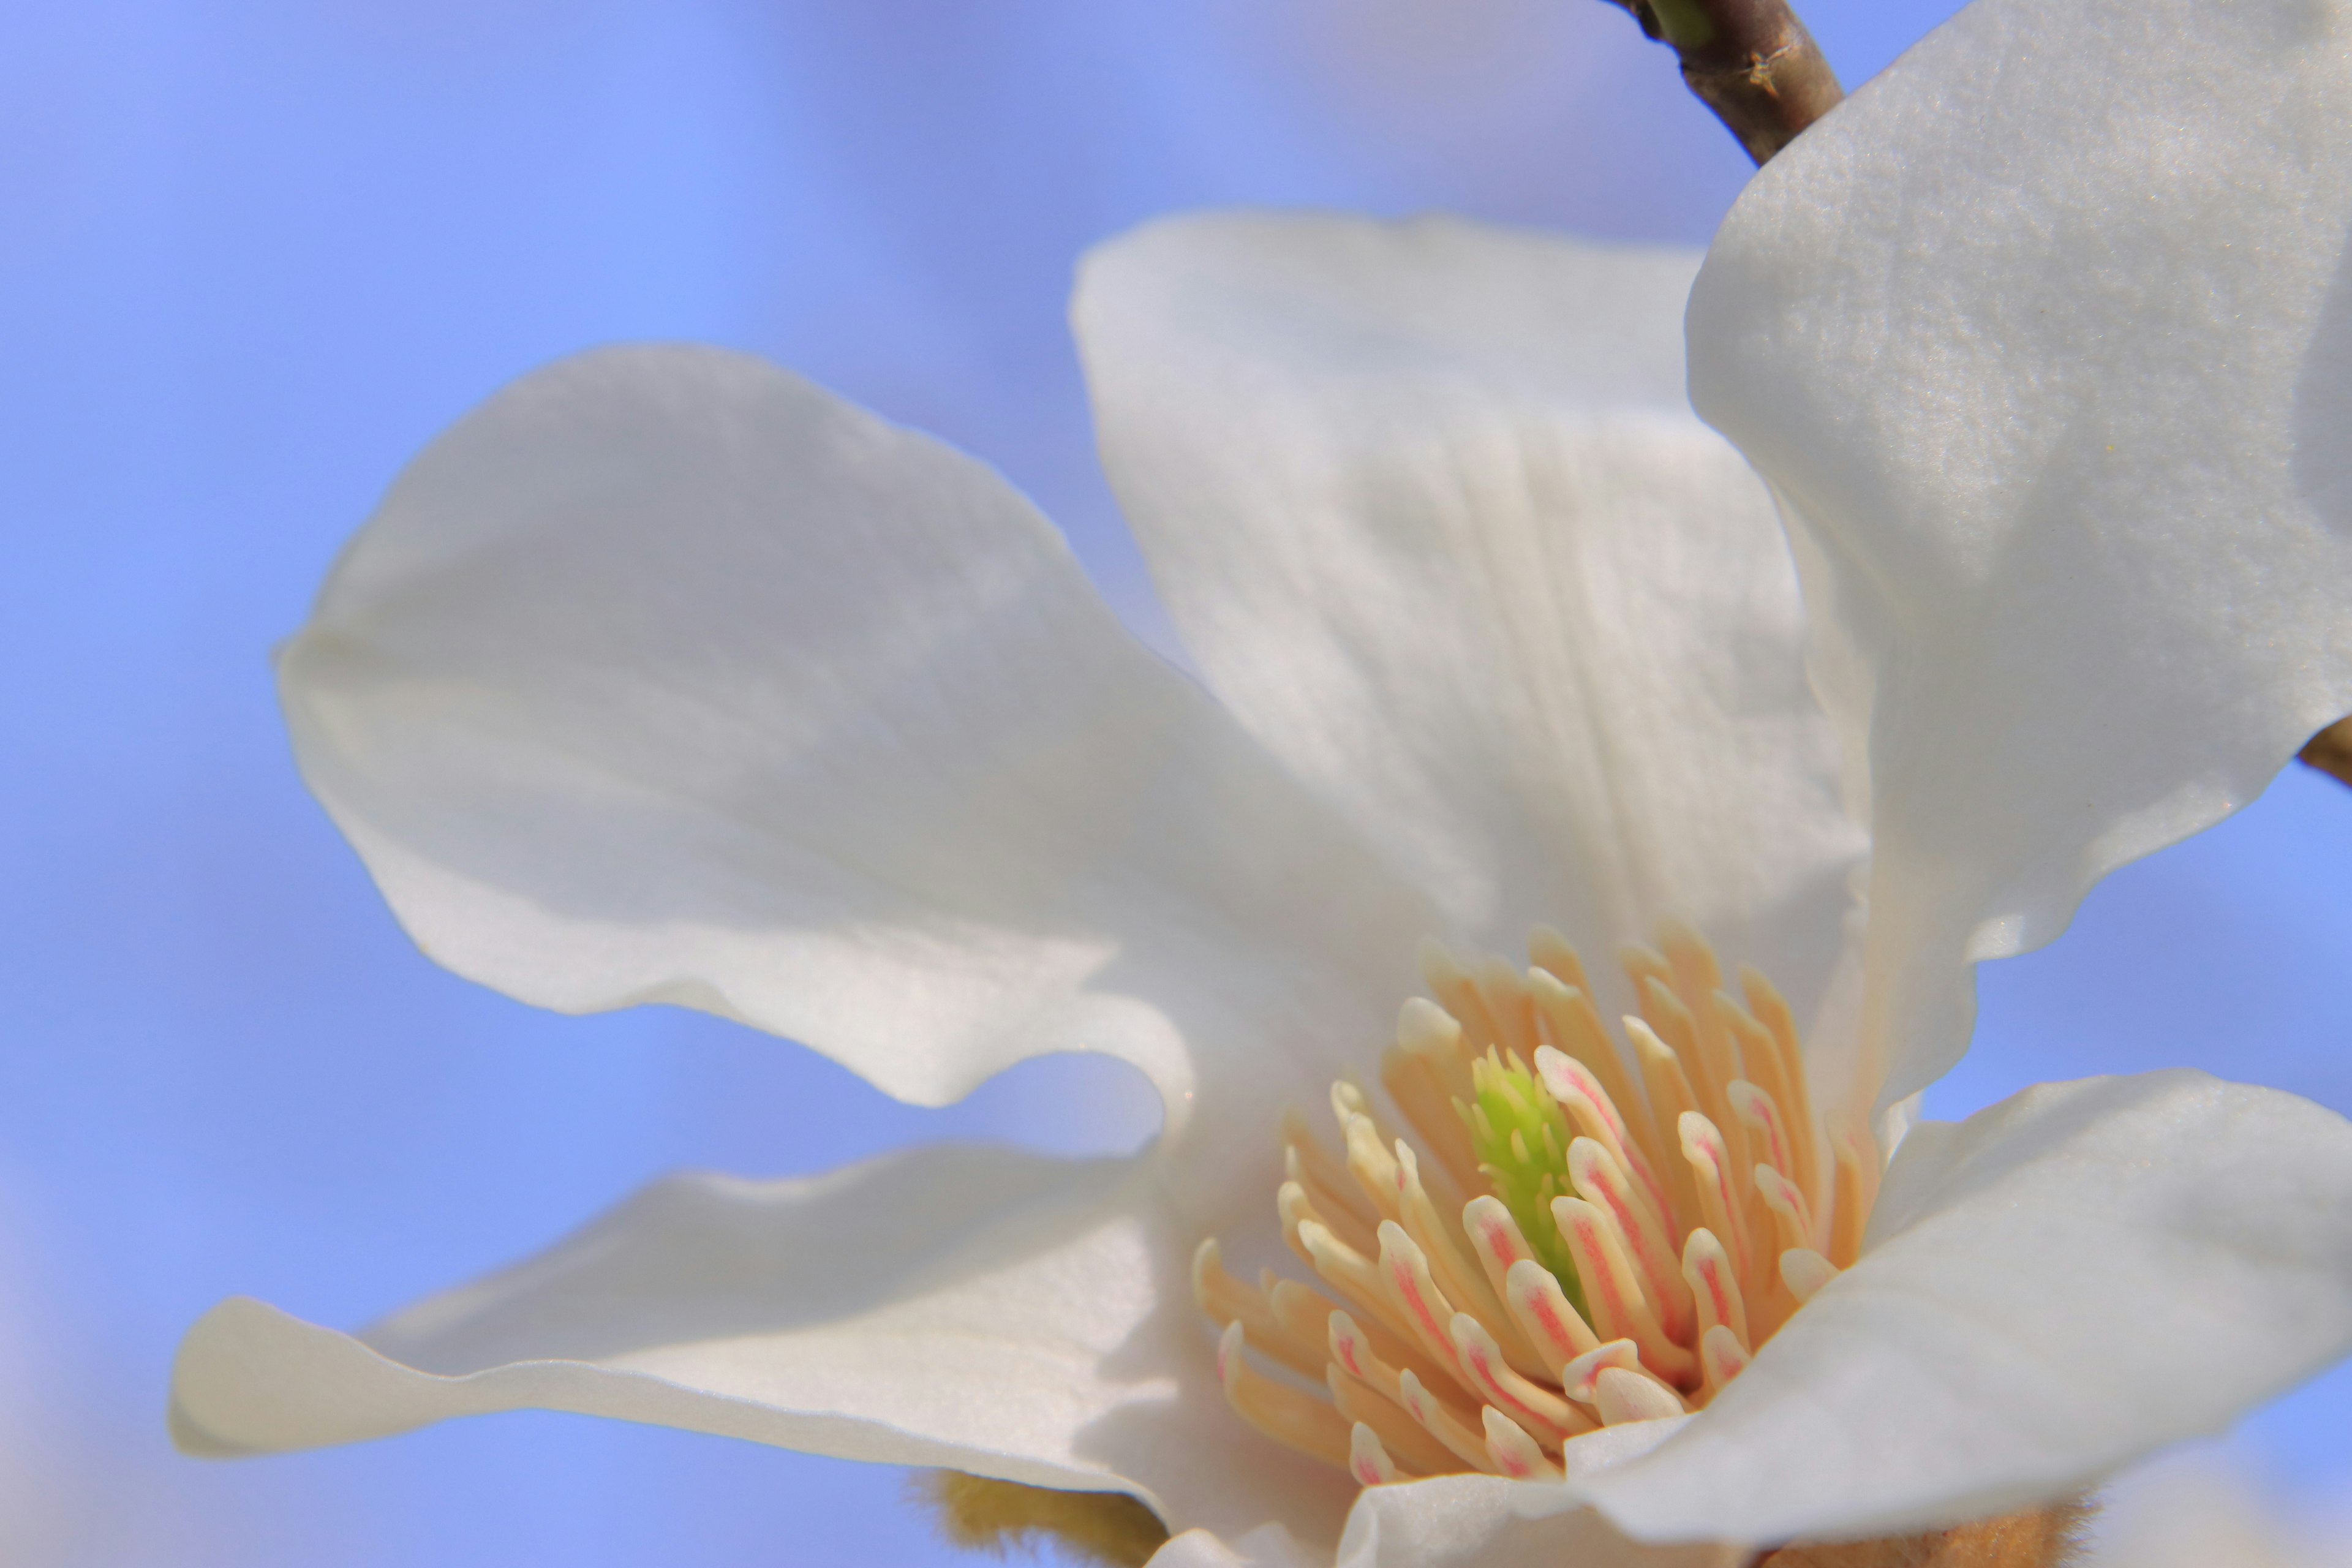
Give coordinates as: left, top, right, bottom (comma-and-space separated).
5, 2, 2346, 1562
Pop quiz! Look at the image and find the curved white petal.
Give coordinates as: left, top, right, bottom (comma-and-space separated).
1687, 0, 2352, 1105
1569, 1072, 2352, 1544
1333, 1476, 1741, 1568
171, 1144, 1352, 1548
1151, 1524, 1319, 1568
281, 345, 1436, 1219
1075, 212, 1863, 1029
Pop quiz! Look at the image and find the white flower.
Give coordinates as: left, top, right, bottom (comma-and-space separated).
171, 1, 2352, 1556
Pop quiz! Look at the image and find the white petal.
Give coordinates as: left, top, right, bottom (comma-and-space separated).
1151, 1524, 1319, 1568
282, 345, 1435, 1217
1332, 1475, 1741, 1568
172, 1144, 1352, 1548
1687, 0, 2352, 1106
1075, 212, 1863, 1025
1574, 1072, 2352, 1543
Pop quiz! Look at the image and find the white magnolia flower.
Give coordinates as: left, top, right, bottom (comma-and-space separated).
173, 2, 2352, 1560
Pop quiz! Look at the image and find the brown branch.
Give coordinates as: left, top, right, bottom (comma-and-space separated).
1602, 0, 1845, 165
2301, 715, 2352, 790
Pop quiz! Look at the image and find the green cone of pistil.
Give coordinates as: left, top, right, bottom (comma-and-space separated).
1463, 1052, 1588, 1316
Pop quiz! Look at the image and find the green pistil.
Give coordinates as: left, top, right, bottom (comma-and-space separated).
1463, 1052, 1588, 1316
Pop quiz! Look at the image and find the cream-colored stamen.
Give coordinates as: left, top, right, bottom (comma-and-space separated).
1202, 922, 1878, 1490
1448, 1313, 1591, 1445
1398, 1367, 1498, 1472
1330, 1368, 1456, 1478
1566, 1135, 1693, 1341
1678, 1111, 1757, 1292
1481, 1407, 1562, 1480
1780, 1248, 1840, 1304
1561, 1339, 1643, 1404
1348, 1421, 1406, 1487
1594, 1366, 1687, 1426
1699, 1324, 1751, 1398
1218, 1322, 1352, 1467
1681, 1227, 1751, 1350
1504, 1256, 1602, 1367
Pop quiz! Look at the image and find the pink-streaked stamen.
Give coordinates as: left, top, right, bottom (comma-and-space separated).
1561, 1339, 1644, 1405
1533, 1043, 1676, 1231
1377, 1220, 1469, 1381
1728, 1079, 1795, 1189
1754, 1163, 1814, 1259
1679, 1226, 1751, 1350
1329, 1368, 1457, 1479
1204, 921, 1877, 1487
1551, 1196, 1696, 1383
1349, 1422, 1404, 1486
1449, 1312, 1592, 1446
1678, 1111, 1755, 1289
1481, 1407, 1562, 1480
1566, 1135, 1694, 1343
1398, 1368, 1499, 1474
1698, 1324, 1750, 1398
1502, 1257, 1602, 1368
1594, 1366, 1687, 1426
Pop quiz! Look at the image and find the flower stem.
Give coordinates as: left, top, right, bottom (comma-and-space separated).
1600, 0, 1844, 165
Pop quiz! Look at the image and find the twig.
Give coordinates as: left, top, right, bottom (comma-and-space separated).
1600, 0, 1844, 165
2301, 716, 2352, 791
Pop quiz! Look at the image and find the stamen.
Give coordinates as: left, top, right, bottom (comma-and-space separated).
1678, 1112, 1756, 1292
1280, 1182, 1370, 1273
1192, 1240, 1327, 1381
1503, 1257, 1602, 1368
1462, 1195, 1536, 1308
1679, 1227, 1751, 1350
1341, 1114, 1407, 1227
1421, 940, 1504, 1053
1329, 1368, 1457, 1478
1754, 1163, 1815, 1260
1828, 1114, 1882, 1269
1659, 921, 1752, 1137
1626, 1017, 1708, 1226
1566, 1136, 1694, 1343
1265, 1278, 1351, 1367
1395, 1367, 1499, 1472
1532, 1044, 1675, 1232
1448, 1312, 1593, 1445
1594, 1366, 1687, 1426
1698, 1324, 1751, 1400
1376, 1221, 1468, 1380
1395, 1147, 1542, 1375
1349, 1422, 1404, 1487
1481, 1407, 1562, 1480
1383, 1000, 1482, 1193
1551, 1196, 1696, 1383
1218, 1322, 1352, 1469
1474, 957, 1544, 1062
1526, 925, 1593, 996
1207, 922, 1879, 1492
1740, 965, 1824, 1206
1728, 1080, 1795, 1189
1526, 968, 1667, 1180
1721, 1000, 1817, 1204
1780, 1248, 1839, 1304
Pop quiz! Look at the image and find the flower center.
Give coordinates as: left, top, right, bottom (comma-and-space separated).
1196, 919, 1881, 1488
